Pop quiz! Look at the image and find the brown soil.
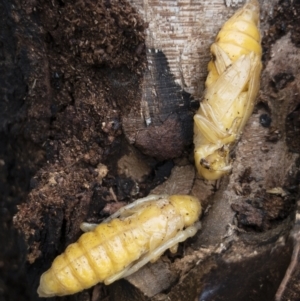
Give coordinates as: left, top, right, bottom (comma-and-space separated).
1, 0, 148, 300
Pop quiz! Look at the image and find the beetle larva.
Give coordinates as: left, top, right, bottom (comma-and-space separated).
194, 0, 262, 180
37, 194, 201, 297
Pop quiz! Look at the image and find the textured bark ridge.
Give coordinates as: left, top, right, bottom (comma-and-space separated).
1, 0, 300, 300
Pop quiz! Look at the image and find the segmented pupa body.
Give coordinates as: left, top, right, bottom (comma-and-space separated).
37, 195, 201, 297
194, 0, 262, 180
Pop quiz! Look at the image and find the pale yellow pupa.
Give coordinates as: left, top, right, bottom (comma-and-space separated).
194, 0, 262, 180
37, 195, 201, 297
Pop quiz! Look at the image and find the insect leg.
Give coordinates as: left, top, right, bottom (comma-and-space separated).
169, 244, 179, 254
123, 222, 201, 277
103, 265, 133, 285
205, 54, 251, 111
150, 242, 178, 263
80, 222, 99, 232
211, 43, 232, 75
80, 195, 169, 232
236, 53, 262, 133
194, 112, 230, 143
104, 222, 201, 285
103, 194, 169, 222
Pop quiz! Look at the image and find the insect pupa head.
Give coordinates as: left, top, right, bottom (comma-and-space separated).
195, 145, 232, 180
169, 195, 202, 227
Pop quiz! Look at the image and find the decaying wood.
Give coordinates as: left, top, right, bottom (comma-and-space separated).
1, 0, 299, 300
